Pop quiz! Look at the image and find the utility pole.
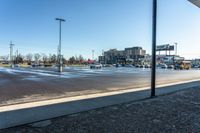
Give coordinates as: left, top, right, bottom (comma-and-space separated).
10, 41, 14, 68
55, 18, 65, 72
102, 49, 104, 56
16, 49, 18, 64
57, 45, 59, 63
151, 0, 157, 97
174, 42, 178, 56
92, 50, 95, 60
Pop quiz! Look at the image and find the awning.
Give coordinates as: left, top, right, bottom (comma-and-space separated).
188, 0, 200, 8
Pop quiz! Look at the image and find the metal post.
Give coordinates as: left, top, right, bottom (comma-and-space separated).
92, 50, 94, 60
175, 42, 178, 55
59, 20, 62, 72
16, 49, 18, 64
10, 41, 14, 68
55, 18, 65, 72
151, 0, 157, 97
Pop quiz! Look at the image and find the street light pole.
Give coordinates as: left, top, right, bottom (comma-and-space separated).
92, 50, 95, 60
55, 18, 65, 72
10, 41, 14, 68
151, 0, 157, 97
174, 42, 178, 56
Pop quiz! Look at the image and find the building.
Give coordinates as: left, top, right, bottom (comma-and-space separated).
99, 47, 146, 64
101, 49, 126, 64
125, 47, 146, 64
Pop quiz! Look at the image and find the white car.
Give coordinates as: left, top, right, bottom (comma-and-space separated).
90, 63, 102, 69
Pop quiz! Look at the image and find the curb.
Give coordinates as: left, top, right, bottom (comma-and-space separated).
1, 80, 200, 129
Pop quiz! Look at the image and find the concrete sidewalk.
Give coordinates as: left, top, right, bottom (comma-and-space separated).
1, 80, 200, 130
1, 85, 200, 132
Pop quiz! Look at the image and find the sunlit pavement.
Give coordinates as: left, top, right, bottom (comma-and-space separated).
0, 66, 200, 106
1, 85, 200, 132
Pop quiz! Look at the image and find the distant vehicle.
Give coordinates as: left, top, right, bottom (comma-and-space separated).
2, 61, 9, 64
135, 64, 140, 68
167, 65, 174, 69
112, 64, 118, 67
44, 64, 53, 67
139, 65, 145, 68
145, 64, 151, 68
124, 64, 133, 67
192, 65, 200, 69
175, 61, 191, 70
102, 64, 112, 67
14, 64, 20, 67
31, 64, 39, 67
90, 63, 102, 69
113, 64, 122, 68
156, 64, 167, 69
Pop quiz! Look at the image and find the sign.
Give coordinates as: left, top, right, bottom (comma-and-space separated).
156, 44, 174, 51
169, 45, 174, 50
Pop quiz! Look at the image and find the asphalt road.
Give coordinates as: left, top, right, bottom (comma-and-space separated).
0, 66, 200, 106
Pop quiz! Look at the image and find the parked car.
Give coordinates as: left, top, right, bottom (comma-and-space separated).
124, 64, 134, 67
14, 64, 20, 67
139, 65, 145, 68
167, 65, 174, 69
145, 64, 151, 68
90, 63, 102, 69
156, 64, 167, 69
102, 64, 112, 67
135, 64, 140, 68
31, 64, 39, 67
2, 61, 9, 64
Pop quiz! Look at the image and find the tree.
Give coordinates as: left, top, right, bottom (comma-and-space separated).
62, 56, 67, 64
34, 53, 41, 64
41, 53, 48, 64
26, 54, 33, 63
1, 55, 9, 62
69, 56, 76, 64
50, 54, 57, 64
15, 54, 24, 64
78, 55, 84, 63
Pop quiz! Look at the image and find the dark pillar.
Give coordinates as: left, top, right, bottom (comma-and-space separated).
151, 0, 157, 97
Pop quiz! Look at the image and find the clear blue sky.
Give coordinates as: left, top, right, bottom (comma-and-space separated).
0, 0, 200, 59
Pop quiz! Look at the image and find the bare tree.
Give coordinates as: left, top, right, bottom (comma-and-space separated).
34, 53, 41, 64
15, 54, 24, 64
49, 54, 57, 64
78, 55, 84, 63
41, 53, 48, 64
26, 54, 33, 63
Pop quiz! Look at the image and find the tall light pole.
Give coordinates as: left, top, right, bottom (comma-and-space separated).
16, 49, 18, 64
55, 18, 65, 72
92, 50, 95, 60
174, 42, 178, 56
10, 41, 14, 68
151, 0, 157, 97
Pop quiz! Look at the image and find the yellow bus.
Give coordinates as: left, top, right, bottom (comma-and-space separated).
175, 61, 191, 70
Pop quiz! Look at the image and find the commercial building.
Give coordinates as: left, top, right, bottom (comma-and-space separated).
99, 47, 146, 65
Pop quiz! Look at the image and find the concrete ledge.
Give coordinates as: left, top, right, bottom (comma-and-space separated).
1, 80, 200, 129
